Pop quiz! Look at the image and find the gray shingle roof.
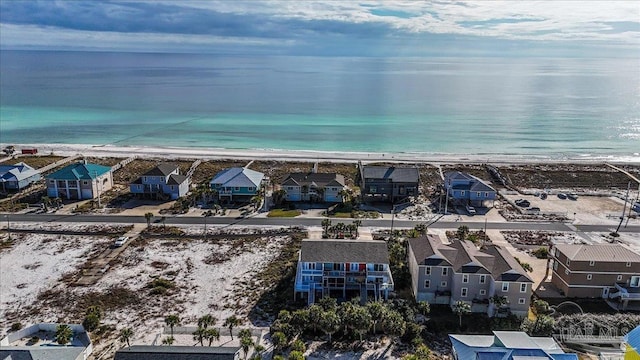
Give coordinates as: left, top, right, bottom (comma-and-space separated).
114, 346, 240, 360
362, 166, 419, 183
300, 239, 390, 264
167, 174, 188, 185
408, 235, 532, 282
143, 163, 179, 177
281, 172, 345, 187
554, 244, 640, 262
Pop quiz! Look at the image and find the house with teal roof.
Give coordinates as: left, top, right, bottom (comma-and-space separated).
46, 160, 113, 200
210, 167, 265, 202
450, 331, 578, 360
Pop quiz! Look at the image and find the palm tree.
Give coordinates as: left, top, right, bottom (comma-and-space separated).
238, 328, 252, 339
321, 218, 332, 237
119, 328, 133, 347
192, 326, 206, 346
41, 196, 51, 211
55, 324, 73, 345
240, 335, 254, 360
223, 315, 241, 340
251, 344, 265, 360
353, 219, 362, 237
318, 311, 341, 343
144, 212, 154, 228
164, 314, 180, 337
453, 301, 471, 329
271, 331, 287, 354
197, 314, 216, 329
205, 328, 220, 346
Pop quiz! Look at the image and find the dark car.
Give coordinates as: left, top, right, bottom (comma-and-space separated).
529, 207, 540, 212
567, 193, 578, 200
515, 199, 530, 207
557, 193, 567, 200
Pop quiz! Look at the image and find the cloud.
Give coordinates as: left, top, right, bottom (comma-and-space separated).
0, 0, 638, 55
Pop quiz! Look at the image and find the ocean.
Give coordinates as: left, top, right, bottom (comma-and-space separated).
1, 50, 638, 158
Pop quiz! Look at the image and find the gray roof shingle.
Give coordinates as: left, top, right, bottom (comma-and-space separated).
143, 163, 179, 177
362, 166, 419, 183
300, 239, 390, 264
114, 346, 240, 360
281, 172, 345, 187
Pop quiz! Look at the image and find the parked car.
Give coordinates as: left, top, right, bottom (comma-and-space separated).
632, 202, 640, 213
567, 193, 578, 200
540, 193, 548, 200
528, 207, 541, 213
557, 193, 567, 200
114, 236, 129, 247
515, 199, 530, 207
465, 205, 476, 215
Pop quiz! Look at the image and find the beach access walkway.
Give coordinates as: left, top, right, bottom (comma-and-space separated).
74, 223, 146, 286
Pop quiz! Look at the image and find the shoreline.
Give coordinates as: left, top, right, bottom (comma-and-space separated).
3, 143, 640, 165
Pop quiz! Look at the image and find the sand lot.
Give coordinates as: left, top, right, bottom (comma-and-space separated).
0, 223, 291, 359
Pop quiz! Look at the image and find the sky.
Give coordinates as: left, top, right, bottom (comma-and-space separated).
0, 0, 638, 57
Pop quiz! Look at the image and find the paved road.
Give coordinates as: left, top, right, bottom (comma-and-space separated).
3, 213, 638, 233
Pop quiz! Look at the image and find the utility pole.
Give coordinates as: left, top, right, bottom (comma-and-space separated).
94, 171, 102, 208
615, 182, 630, 234
5, 214, 9, 240
390, 204, 396, 241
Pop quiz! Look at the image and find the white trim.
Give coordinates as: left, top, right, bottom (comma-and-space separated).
520, 283, 527, 293
518, 298, 526, 305
554, 259, 638, 274
462, 274, 469, 283
587, 274, 592, 280
425, 267, 431, 276
479, 289, 486, 295
461, 288, 468, 297
502, 283, 509, 292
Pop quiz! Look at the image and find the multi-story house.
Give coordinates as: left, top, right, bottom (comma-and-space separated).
0, 162, 41, 192
359, 165, 419, 203
130, 163, 190, 200
407, 235, 533, 317
443, 171, 496, 208
281, 172, 347, 203
551, 244, 640, 310
294, 239, 394, 304
450, 331, 578, 360
46, 161, 113, 200
210, 167, 265, 202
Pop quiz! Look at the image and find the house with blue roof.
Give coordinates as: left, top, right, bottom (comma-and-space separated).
46, 160, 113, 200
625, 326, 640, 359
444, 171, 497, 208
0, 162, 41, 192
130, 163, 190, 200
450, 331, 578, 360
210, 167, 265, 202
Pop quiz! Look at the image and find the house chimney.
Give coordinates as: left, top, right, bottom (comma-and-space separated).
83, 158, 87, 165
312, 162, 318, 173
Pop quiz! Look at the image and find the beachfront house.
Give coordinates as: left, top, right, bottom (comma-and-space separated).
550, 244, 640, 310
294, 239, 394, 304
407, 235, 533, 317
281, 172, 347, 203
130, 163, 190, 200
0, 323, 93, 360
449, 331, 578, 360
444, 171, 496, 208
359, 165, 419, 203
210, 167, 264, 203
46, 160, 113, 200
443, 171, 496, 208
0, 162, 41, 192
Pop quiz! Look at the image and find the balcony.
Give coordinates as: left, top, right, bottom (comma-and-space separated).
612, 283, 640, 300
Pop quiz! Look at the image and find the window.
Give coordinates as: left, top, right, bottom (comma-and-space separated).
555, 249, 559, 257
460, 191, 466, 196
440, 281, 447, 288
566, 259, 571, 266
287, 186, 294, 190
462, 274, 469, 283
461, 288, 468, 297
442, 267, 448, 276
374, 264, 384, 271
83, 180, 89, 185
476, 192, 481, 197
587, 274, 592, 280
565, 269, 570, 275
589, 260, 595, 266
617, 275, 623, 281
502, 283, 509, 292
370, 186, 377, 193
627, 262, 632, 267
520, 283, 527, 293
424, 280, 430, 288
484, 192, 489, 197
143, 176, 147, 182
49, 179, 55, 184
248, 187, 254, 191
425, 267, 431, 275
234, 187, 240, 191
480, 275, 486, 284
479, 289, 486, 296
518, 298, 526, 305
553, 261, 558, 270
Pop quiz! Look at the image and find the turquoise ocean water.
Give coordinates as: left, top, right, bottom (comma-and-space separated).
1, 51, 638, 158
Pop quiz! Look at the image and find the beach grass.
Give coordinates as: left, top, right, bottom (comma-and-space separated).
267, 209, 302, 218
1, 155, 66, 169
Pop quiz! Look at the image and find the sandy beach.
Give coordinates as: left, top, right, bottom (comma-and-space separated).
5, 143, 640, 165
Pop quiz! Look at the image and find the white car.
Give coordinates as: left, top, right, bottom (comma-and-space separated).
114, 236, 129, 247
465, 205, 476, 215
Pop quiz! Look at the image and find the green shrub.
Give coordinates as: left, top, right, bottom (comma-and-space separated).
532, 247, 549, 259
